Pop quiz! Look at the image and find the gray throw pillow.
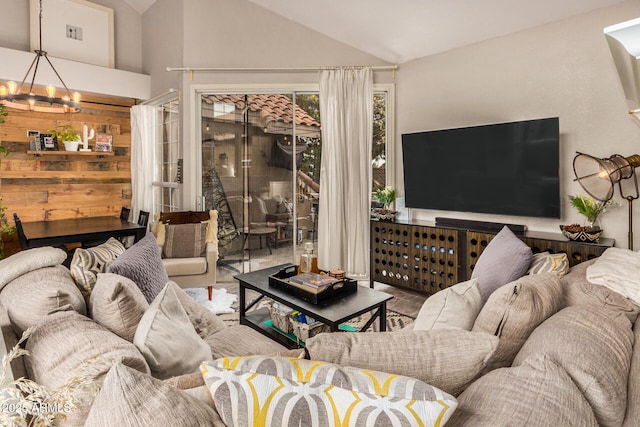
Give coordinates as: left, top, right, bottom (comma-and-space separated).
107, 234, 169, 303
471, 226, 532, 303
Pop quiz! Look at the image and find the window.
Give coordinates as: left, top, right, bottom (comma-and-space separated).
152, 99, 181, 213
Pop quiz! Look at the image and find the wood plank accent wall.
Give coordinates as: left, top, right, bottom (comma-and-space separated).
0, 93, 137, 257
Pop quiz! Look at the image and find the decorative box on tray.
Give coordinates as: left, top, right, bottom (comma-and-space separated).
269, 265, 357, 304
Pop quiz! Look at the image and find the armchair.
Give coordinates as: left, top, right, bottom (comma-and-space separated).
153, 211, 218, 300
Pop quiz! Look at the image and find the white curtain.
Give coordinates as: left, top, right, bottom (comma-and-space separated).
130, 105, 157, 226
318, 67, 373, 277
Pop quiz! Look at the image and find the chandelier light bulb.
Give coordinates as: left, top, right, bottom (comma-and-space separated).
73, 92, 81, 103
0, 87, 6, 97
46, 84, 55, 98
7, 81, 17, 95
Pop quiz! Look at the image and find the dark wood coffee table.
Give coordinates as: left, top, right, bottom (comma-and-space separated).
235, 264, 393, 349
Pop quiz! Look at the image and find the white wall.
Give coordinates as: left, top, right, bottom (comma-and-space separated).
0, 0, 143, 73
142, 0, 395, 208
396, 0, 640, 249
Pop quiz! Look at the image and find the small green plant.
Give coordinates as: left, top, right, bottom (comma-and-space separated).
49, 124, 80, 142
568, 194, 615, 229
374, 186, 396, 210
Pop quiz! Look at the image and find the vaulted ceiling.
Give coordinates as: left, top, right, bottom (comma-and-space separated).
126, 0, 626, 63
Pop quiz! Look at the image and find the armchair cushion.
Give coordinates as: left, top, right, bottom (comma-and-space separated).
163, 223, 207, 259
163, 257, 207, 276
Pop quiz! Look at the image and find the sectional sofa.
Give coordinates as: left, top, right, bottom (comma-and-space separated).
0, 226, 637, 426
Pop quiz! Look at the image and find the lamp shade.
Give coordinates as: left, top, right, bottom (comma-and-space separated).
573, 152, 640, 201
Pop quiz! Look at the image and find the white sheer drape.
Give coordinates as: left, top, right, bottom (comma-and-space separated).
318, 67, 373, 276
130, 105, 157, 226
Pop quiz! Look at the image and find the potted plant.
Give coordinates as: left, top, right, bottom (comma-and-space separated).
560, 194, 616, 242
373, 186, 397, 221
50, 124, 81, 151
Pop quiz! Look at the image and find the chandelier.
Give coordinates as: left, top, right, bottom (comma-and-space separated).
0, 0, 81, 113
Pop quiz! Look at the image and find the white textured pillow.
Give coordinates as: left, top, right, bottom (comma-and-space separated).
0, 246, 67, 290
134, 283, 212, 379
414, 278, 482, 331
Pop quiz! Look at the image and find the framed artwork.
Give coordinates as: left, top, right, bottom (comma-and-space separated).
40, 134, 58, 151
95, 134, 113, 152
30, 0, 115, 68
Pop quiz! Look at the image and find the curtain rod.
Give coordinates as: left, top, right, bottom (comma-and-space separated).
140, 88, 180, 105
166, 65, 398, 73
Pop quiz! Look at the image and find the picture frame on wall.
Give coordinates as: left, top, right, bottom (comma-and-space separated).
29, 0, 115, 68
40, 134, 58, 151
95, 134, 113, 152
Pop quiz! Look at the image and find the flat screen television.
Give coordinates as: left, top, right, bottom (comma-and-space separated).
402, 117, 560, 219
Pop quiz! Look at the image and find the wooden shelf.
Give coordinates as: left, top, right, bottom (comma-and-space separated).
27, 150, 114, 157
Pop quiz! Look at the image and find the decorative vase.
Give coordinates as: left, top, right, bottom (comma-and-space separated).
372, 208, 397, 222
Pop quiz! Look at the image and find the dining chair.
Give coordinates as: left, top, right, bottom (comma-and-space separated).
120, 207, 131, 222
12, 213, 28, 250
137, 211, 150, 227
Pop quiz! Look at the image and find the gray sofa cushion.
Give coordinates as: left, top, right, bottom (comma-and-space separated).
204, 325, 287, 359
472, 272, 562, 372
513, 305, 633, 427
562, 258, 640, 323
625, 314, 640, 427
0, 265, 86, 335
306, 329, 498, 396
169, 282, 226, 339
25, 310, 150, 426
0, 246, 67, 290
447, 355, 598, 427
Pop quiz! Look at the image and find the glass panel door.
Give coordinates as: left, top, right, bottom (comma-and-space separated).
200, 93, 321, 278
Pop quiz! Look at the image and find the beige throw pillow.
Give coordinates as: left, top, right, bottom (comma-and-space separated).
305, 329, 498, 396
472, 272, 562, 372
513, 306, 633, 427
86, 363, 222, 426
414, 278, 482, 331
134, 283, 212, 379
89, 273, 150, 342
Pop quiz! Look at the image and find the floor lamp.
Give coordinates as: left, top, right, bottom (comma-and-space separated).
573, 152, 640, 249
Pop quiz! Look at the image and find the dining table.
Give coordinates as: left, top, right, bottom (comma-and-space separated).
17, 216, 147, 249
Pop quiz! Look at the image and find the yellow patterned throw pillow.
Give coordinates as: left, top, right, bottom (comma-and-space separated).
526, 252, 569, 277
201, 356, 457, 427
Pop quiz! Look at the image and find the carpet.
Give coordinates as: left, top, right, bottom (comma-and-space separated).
211, 297, 413, 332
184, 287, 237, 314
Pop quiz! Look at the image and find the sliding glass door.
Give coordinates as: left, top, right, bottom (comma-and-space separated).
199, 92, 321, 276
196, 86, 391, 280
